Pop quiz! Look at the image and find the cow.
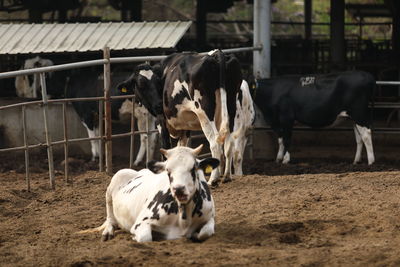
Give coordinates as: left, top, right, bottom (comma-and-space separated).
15, 56, 54, 98
134, 50, 242, 186
230, 80, 255, 175
79, 144, 218, 242
253, 71, 375, 165
113, 64, 162, 165
46, 63, 158, 163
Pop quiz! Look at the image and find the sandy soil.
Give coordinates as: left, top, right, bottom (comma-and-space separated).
1, 157, 400, 267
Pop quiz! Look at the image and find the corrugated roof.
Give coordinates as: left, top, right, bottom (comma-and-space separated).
0, 21, 192, 55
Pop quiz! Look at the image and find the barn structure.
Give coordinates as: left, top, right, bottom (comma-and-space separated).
0, 21, 192, 159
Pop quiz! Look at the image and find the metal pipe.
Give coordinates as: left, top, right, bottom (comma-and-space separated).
62, 102, 69, 183
129, 96, 136, 169
103, 47, 113, 174
40, 72, 55, 189
99, 100, 104, 172
253, 0, 271, 79
146, 110, 150, 167
22, 106, 30, 192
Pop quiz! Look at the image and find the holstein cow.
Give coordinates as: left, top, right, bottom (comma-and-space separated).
254, 71, 375, 165
47, 64, 158, 163
113, 64, 162, 165
152, 50, 242, 186
231, 80, 255, 175
15, 56, 54, 98
79, 145, 218, 242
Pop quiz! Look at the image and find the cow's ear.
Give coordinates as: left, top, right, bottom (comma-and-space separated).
117, 82, 129, 94
197, 158, 220, 175
152, 64, 162, 78
147, 160, 166, 174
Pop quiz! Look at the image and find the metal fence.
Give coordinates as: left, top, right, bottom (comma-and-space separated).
0, 46, 260, 191
1, 46, 399, 191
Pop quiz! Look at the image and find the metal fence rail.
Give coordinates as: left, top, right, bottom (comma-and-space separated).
0, 46, 261, 191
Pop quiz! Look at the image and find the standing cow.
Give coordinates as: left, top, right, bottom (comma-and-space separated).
133, 50, 243, 186
79, 145, 218, 242
46, 64, 158, 163
254, 71, 375, 165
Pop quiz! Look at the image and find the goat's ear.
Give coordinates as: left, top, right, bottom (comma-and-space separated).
147, 160, 166, 174
197, 158, 220, 175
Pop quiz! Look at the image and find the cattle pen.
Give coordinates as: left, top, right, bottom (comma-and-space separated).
0, 46, 261, 191
0, 47, 400, 191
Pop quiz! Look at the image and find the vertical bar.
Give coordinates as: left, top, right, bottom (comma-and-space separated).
330, 0, 345, 67
145, 110, 150, 167
304, 0, 312, 40
129, 96, 136, 169
253, 0, 271, 79
62, 102, 70, 183
40, 72, 55, 189
98, 100, 104, 172
249, 129, 254, 161
103, 47, 113, 174
22, 105, 30, 192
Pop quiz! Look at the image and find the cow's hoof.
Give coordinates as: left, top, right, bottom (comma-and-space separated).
222, 177, 232, 183
101, 233, 113, 241
208, 180, 220, 188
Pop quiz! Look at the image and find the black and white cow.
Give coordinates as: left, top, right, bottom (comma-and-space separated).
231, 80, 255, 175
254, 71, 375, 165
79, 144, 218, 242
15, 56, 54, 98
137, 50, 242, 186
47, 64, 158, 163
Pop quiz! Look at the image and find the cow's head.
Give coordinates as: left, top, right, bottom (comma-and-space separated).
148, 144, 219, 205
114, 63, 163, 121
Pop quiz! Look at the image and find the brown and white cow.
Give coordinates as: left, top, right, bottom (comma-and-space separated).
156, 50, 243, 185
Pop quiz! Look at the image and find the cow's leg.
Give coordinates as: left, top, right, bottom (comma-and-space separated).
191, 108, 222, 186
353, 125, 363, 164
355, 124, 375, 165
276, 137, 284, 163
134, 114, 147, 166
233, 135, 245, 176
147, 116, 158, 161
222, 134, 234, 182
101, 188, 117, 241
191, 217, 215, 241
131, 221, 152, 242
177, 130, 190, 146
83, 123, 99, 161
281, 129, 292, 164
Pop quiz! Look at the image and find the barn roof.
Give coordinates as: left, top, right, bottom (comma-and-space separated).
0, 21, 192, 55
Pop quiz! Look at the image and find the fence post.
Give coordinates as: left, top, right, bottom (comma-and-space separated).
103, 47, 113, 174
129, 96, 136, 169
99, 100, 104, 172
22, 105, 30, 191
40, 72, 55, 189
146, 110, 150, 168
62, 102, 70, 183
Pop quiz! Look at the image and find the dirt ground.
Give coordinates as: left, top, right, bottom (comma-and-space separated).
1, 155, 400, 267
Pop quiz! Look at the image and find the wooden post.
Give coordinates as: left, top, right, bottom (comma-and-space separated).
103, 47, 113, 174
145, 111, 150, 168
62, 102, 70, 183
22, 105, 30, 192
40, 72, 55, 189
129, 96, 136, 169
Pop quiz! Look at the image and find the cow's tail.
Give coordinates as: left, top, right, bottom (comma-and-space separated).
212, 50, 229, 144
76, 221, 107, 234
